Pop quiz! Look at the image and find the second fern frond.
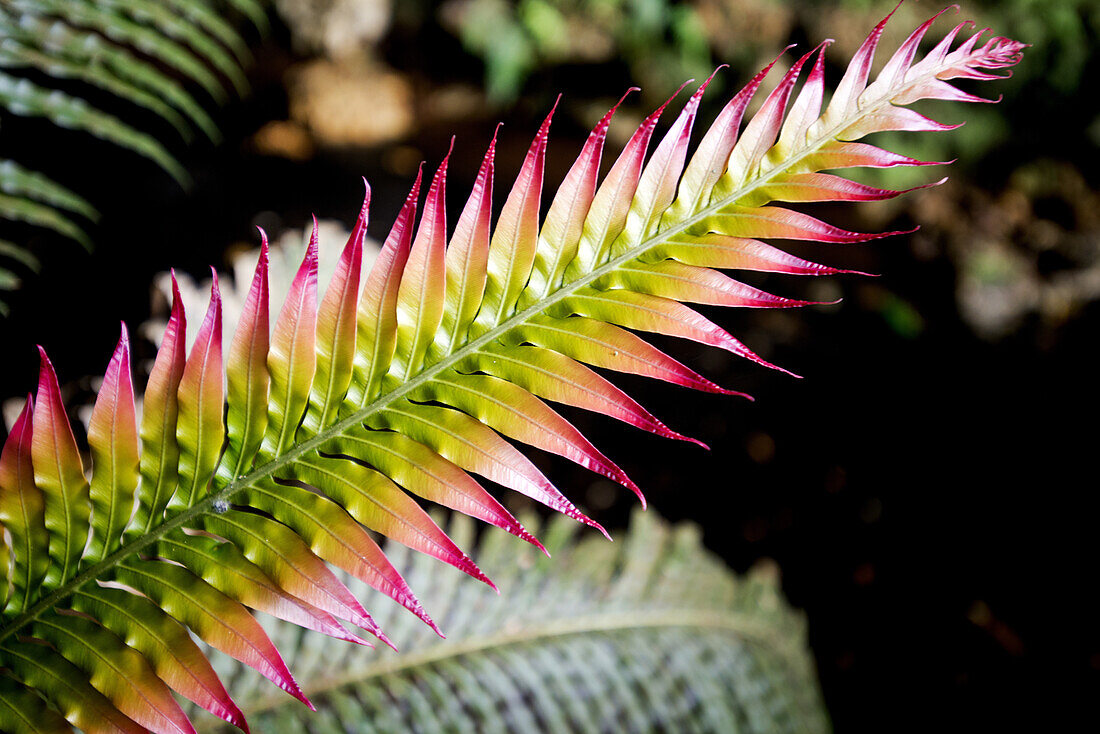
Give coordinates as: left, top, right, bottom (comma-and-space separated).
0, 0, 261, 310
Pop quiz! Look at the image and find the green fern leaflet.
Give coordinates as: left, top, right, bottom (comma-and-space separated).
0, 7, 1024, 733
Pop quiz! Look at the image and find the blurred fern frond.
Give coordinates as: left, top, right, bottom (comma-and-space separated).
201, 509, 830, 733
0, 0, 262, 311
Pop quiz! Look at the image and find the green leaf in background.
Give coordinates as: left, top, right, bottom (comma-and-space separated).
0, 0, 258, 312
200, 510, 830, 734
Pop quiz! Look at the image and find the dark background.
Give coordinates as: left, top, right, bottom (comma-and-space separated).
1, 1, 1096, 730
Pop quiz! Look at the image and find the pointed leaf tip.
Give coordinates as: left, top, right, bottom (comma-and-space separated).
591, 87, 638, 137
349, 180, 372, 248
694, 65, 725, 97
527, 529, 550, 558
563, 503, 609, 539
661, 78, 694, 113
678, 433, 709, 450
532, 94, 560, 146
309, 215, 320, 253
207, 269, 224, 333
621, 86, 641, 100
34, 349, 59, 427
592, 521, 612, 542
374, 629, 398, 653
360, 176, 372, 215
168, 269, 186, 324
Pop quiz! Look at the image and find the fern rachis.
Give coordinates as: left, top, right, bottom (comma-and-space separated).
0, 7, 1024, 733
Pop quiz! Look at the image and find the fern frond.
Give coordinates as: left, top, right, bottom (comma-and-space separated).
0, 8, 1024, 732
0, 161, 97, 225
199, 510, 829, 733
5, 0, 238, 103
0, 191, 89, 250
0, 70, 190, 185
0, 0, 258, 305
0, 157, 94, 310
0, 10, 222, 142
0, 34, 189, 144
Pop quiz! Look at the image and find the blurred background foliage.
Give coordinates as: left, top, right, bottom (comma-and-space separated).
249, 0, 1100, 346
0, 0, 1096, 731
199, 509, 830, 733
0, 0, 264, 313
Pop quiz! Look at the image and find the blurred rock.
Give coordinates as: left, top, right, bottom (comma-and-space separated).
695, 0, 794, 59
913, 161, 1100, 341
269, 0, 413, 149
275, 0, 392, 59
286, 58, 414, 147
250, 120, 316, 160
420, 84, 488, 124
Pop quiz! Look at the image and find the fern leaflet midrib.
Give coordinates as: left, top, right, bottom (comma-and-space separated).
234, 608, 793, 715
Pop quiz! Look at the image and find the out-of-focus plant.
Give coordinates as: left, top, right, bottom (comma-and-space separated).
0, 7, 1023, 732
255, 0, 415, 156
439, 0, 719, 104
199, 509, 830, 732
0, 0, 263, 312
436, 0, 1091, 182
911, 160, 1100, 340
